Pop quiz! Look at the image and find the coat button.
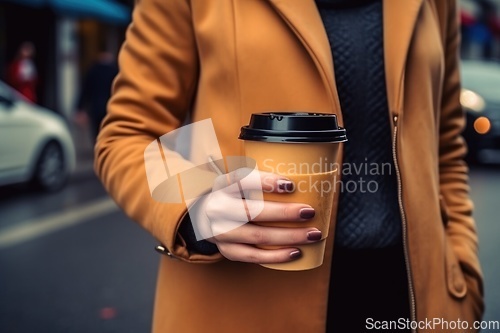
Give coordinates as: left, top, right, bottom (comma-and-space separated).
155, 245, 173, 257
451, 264, 466, 295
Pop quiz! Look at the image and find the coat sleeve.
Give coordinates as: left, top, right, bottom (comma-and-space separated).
438, 0, 484, 318
94, 0, 223, 263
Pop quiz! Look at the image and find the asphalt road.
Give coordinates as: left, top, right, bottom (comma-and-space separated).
469, 166, 500, 331
0, 174, 158, 333
0, 166, 499, 332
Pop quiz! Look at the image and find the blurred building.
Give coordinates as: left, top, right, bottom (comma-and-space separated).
0, 0, 131, 118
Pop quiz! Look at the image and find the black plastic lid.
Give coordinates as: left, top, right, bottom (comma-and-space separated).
239, 112, 347, 143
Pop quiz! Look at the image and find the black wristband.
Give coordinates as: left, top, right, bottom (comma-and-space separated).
178, 214, 219, 255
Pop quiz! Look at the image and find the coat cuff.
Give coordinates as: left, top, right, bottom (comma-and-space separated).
178, 212, 219, 255
158, 206, 223, 263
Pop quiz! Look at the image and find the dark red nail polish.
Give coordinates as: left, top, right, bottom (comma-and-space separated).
290, 250, 302, 260
307, 230, 322, 241
277, 180, 294, 192
300, 208, 315, 219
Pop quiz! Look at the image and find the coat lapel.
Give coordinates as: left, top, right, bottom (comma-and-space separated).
383, 0, 424, 115
268, 0, 425, 119
267, 0, 342, 115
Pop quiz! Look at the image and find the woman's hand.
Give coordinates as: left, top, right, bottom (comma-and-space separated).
193, 168, 322, 264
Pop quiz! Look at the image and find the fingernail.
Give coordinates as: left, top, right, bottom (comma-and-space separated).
290, 250, 302, 260
307, 230, 322, 241
300, 208, 315, 219
277, 180, 294, 193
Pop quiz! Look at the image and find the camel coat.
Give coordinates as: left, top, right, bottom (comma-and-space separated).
95, 0, 484, 331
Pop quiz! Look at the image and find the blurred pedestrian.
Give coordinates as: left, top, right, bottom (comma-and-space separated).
7, 42, 38, 103
75, 51, 118, 140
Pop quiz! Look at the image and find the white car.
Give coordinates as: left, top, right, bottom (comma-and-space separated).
0, 80, 75, 191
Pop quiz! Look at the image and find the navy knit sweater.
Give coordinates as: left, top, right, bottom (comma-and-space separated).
317, 0, 402, 248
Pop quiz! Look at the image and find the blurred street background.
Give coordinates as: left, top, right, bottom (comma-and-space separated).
0, 0, 499, 332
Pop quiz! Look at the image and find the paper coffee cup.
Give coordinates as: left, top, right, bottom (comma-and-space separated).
239, 112, 347, 271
